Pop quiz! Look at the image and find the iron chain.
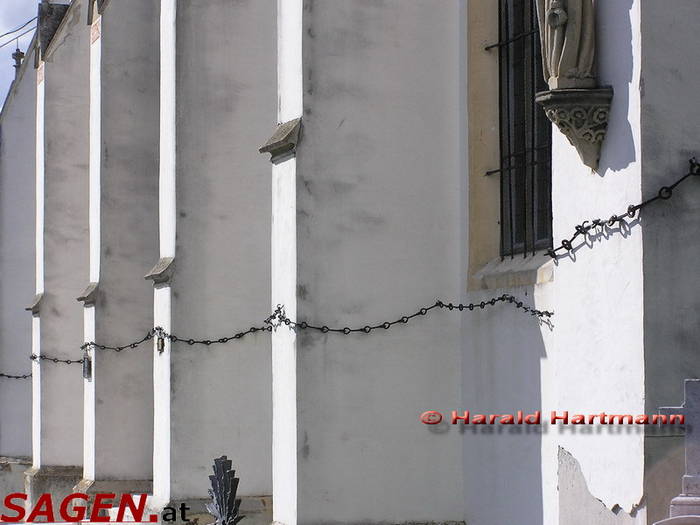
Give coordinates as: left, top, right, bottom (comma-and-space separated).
30, 354, 84, 365
0, 294, 550, 378
549, 158, 700, 258
0, 372, 31, 379
4, 160, 697, 378
267, 294, 552, 335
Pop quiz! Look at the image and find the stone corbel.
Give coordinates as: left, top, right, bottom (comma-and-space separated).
259, 118, 302, 163
25, 293, 43, 316
76, 282, 99, 306
144, 257, 175, 286
535, 87, 613, 170
535, 0, 613, 170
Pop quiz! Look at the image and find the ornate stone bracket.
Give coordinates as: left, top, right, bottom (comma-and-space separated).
535, 87, 613, 170
535, 1, 614, 171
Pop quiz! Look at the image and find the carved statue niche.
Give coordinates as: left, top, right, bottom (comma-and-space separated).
534, 0, 613, 170
536, 0, 596, 89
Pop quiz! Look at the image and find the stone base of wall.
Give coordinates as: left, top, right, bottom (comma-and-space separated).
73, 478, 152, 516
24, 465, 82, 508
0, 456, 31, 497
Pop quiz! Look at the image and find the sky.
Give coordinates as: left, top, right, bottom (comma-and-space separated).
0, 0, 42, 104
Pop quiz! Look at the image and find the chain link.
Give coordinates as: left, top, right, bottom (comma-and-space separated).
30, 354, 84, 365
0, 294, 552, 378
266, 294, 552, 335
0, 372, 31, 379
549, 158, 700, 258
80, 330, 155, 352
4, 160, 697, 378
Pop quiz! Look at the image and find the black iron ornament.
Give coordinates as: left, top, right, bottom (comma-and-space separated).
82, 351, 92, 381
206, 456, 244, 525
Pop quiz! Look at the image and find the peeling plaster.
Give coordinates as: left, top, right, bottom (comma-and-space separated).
558, 447, 646, 524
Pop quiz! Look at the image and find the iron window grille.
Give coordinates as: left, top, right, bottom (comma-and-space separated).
496, 0, 552, 258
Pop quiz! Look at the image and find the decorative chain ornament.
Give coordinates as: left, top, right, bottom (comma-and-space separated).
549, 158, 700, 258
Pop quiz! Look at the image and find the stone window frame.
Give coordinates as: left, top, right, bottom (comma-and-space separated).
467, 0, 554, 291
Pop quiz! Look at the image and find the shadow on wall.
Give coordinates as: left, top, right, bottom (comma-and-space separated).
552, 217, 641, 263
461, 286, 548, 525
597, 0, 635, 175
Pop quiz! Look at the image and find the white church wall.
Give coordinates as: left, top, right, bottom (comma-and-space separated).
463, 1, 646, 524
91, 0, 159, 481
168, 0, 276, 501
639, 1, 700, 522
40, 0, 89, 468
0, 45, 36, 461
552, 0, 645, 520
462, 284, 554, 525
286, 1, 467, 522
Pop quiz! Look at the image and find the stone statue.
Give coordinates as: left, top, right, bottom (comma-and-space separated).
536, 0, 596, 89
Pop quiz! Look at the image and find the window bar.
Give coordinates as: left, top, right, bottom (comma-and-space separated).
484, 28, 537, 51
535, 9, 552, 250
498, 0, 506, 258
505, 0, 515, 258
524, 0, 532, 258
529, 0, 537, 256
486, 159, 551, 177
501, 144, 550, 160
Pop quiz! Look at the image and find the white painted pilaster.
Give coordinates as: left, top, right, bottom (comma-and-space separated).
272, 1, 302, 523
31, 62, 45, 470
35, 63, 44, 298
159, 0, 177, 260
83, 13, 101, 482
89, 16, 101, 283
271, 158, 297, 525
153, 0, 177, 507
152, 285, 171, 507
31, 316, 41, 469
82, 305, 95, 481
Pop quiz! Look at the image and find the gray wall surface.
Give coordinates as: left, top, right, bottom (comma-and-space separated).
171, 0, 275, 499
41, 0, 89, 467
296, 1, 466, 522
462, 286, 549, 525
93, 0, 159, 481
640, 1, 700, 522
0, 47, 36, 459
